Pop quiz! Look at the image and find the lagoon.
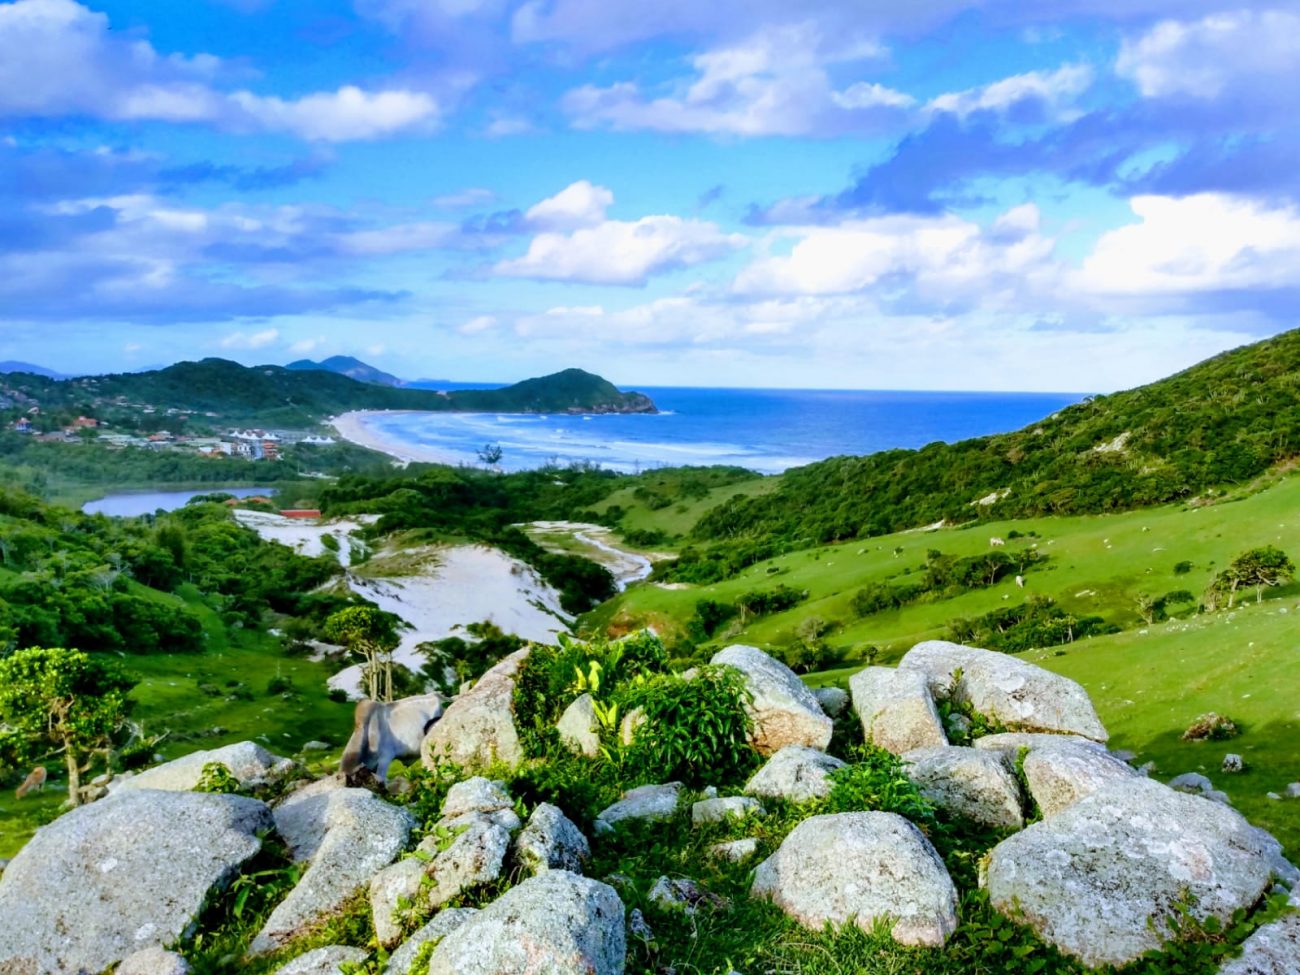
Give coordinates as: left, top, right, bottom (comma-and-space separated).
83, 486, 272, 517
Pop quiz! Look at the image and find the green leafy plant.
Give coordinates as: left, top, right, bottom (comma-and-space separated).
195, 761, 243, 795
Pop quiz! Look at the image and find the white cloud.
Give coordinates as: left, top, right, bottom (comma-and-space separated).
733, 207, 1056, 304
524, 180, 614, 231
458, 314, 498, 334
337, 221, 456, 255
0, 0, 439, 140
1075, 193, 1300, 295
433, 187, 498, 208
220, 328, 280, 349
289, 337, 324, 354
1117, 10, 1300, 101
497, 215, 746, 285
563, 23, 913, 137
927, 64, 1093, 119
230, 86, 438, 142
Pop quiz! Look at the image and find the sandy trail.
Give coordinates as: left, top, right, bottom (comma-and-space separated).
524, 521, 658, 590
237, 511, 572, 696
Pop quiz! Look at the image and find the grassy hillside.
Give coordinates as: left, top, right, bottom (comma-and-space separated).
588, 472, 1300, 853
689, 328, 1300, 557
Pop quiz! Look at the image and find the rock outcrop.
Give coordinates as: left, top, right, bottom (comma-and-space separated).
899, 641, 1108, 741
691, 796, 764, 824
752, 812, 959, 947
744, 745, 845, 803
1217, 913, 1300, 975
711, 645, 833, 754
985, 777, 1278, 967
849, 666, 948, 755
813, 686, 850, 718
386, 909, 479, 975
557, 693, 602, 758
421, 871, 626, 975
113, 741, 297, 793
594, 782, 683, 833
277, 946, 371, 975
0, 790, 271, 975
251, 779, 415, 955
515, 802, 591, 875
1020, 740, 1139, 817
118, 946, 192, 975
903, 746, 1024, 829
423, 648, 529, 771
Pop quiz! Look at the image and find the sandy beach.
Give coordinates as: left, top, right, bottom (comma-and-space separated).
329, 410, 461, 465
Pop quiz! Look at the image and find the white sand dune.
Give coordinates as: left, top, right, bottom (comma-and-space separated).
330, 411, 459, 465
237, 511, 572, 697
524, 521, 657, 591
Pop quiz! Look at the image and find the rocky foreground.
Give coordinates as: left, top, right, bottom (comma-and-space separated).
0, 640, 1297, 975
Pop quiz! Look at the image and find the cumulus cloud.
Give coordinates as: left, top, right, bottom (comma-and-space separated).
220, 328, 280, 349
927, 64, 1093, 120
458, 314, 498, 334
497, 214, 746, 285
0, 0, 439, 140
1075, 193, 1300, 296
1117, 10, 1300, 102
563, 23, 914, 137
524, 180, 613, 230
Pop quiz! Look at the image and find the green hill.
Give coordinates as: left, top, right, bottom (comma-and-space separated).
0, 360, 656, 429
691, 329, 1300, 556
284, 355, 403, 387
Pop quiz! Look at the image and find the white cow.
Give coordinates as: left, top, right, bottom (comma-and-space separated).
340, 693, 444, 787
1015, 575, 1025, 588
989, 537, 1005, 547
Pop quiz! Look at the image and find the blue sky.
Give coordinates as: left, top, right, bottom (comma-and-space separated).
1, 0, 1298, 390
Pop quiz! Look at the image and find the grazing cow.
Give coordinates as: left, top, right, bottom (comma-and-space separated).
15, 766, 46, 799
1015, 575, 1025, 588
340, 693, 443, 787
989, 537, 1005, 547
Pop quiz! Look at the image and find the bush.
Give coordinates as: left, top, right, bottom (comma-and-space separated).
620, 666, 757, 787
1181, 712, 1240, 742
1174, 560, 1194, 574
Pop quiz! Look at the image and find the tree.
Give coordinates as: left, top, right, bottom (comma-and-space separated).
324, 606, 400, 701
1207, 546, 1295, 609
0, 647, 136, 806
476, 442, 503, 468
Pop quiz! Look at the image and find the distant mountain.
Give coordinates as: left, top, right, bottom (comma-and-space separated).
285, 355, 403, 387
0, 359, 656, 428
0, 361, 64, 379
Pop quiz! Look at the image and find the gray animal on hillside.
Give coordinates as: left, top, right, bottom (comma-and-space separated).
340, 693, 443, 787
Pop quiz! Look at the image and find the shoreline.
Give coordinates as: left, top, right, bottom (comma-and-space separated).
329, 410, 463, 466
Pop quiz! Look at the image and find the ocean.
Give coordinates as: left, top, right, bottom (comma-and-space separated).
357, 387, 1086, 474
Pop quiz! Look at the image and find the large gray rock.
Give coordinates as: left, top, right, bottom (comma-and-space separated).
692, 796, 764, 824
1021, 741, 1139, 818
594, 782, 682, 833
277, 946, 371, 975
899, 641, 1108, 741
0, 790, 271, 975
972, 732, 1104, 757
1218, 913, 1300, 975
813, 686, 850, 718
711, 645, 833, 755
985, 777, 1277, 967
558, 693, 602, 758
903, 746, 1024, 829
744, 745, 845, 803
423, 871, 626, 975
370, 858, 426, 949
752, 812, 958, 947
439, 777, 513, 821
113, 741, 296, 793
849, 667, 948, 756
386, 909, 479, 975
118, 946, 192, 975
515, 802, 591, 875
423, 648, 529, 772
251, 779, 415, 955
423, 818, 511, 910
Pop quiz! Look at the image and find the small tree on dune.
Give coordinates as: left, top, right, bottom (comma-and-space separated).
477, 442, 503, 469
325, 606, 400, 701
0, 647, 136, 806
1206, 546, 1295, 609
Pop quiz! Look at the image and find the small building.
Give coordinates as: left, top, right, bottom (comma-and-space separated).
13, 417, 32, 434
72, 416, 98, 429
300, 435, 336, 446
279, 509, 321, 520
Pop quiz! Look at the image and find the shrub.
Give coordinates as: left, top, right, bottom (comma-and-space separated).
1181, 712, 1240, 742
1174, 560, 1194, 574
195, 761, 243, 794
823, 745, 937, 823
620, 666, 757, 787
